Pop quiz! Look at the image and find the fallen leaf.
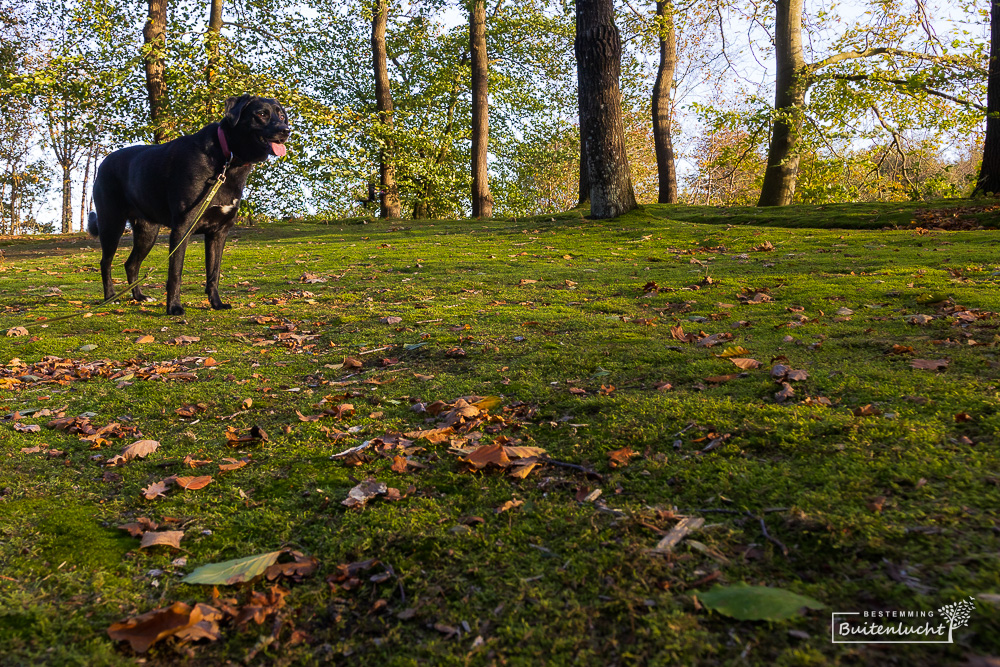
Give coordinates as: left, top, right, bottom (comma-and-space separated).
463, 444, 511, 469
6, 327, 29, 337
774, 382, 795, 402
343, 479, 389, 508
165, 335, 201, 345
107, 601, 211, 653
174, 475, 213, 491
107, 439, 160, 466
219, 457, 250, 472
183, 551, 284, 585
911, 359, 949, 371
13, 423, 40, 433
142, 480, 171, 500
699, 584, 824, 621
140, 530, 184, 549
729, 358, 761, 370
608, 446, 638, 468
135, 335, 155, 344
496, 499, 524, 514
381, 316, 403, 324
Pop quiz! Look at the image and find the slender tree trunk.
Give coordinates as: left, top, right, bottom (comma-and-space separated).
975, 0, 1000, 196
79, 150, 92, 233
206, 0, 223, 86
143, 0, 169, 143
60, 161, 72, 234
372, 0, 401, 219
470, 0, 493, 218
757, 0, 806, 206
575, 0, 637, 219
652, 0, 677, 204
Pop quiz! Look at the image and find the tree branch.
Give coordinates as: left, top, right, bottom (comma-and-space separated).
825, 73, 986, 112
810, 47, 983, 74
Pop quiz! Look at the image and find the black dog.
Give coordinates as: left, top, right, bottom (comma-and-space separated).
88, 95, 290, 315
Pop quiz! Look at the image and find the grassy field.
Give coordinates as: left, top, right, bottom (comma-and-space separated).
1, 199, 999, 666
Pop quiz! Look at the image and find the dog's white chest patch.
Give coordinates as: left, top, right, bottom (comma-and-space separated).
216, 200, 239, 215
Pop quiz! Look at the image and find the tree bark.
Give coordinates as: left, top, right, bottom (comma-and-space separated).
60, 161, 72, 234
975, 0, 1000, 196
79, 149, 92, 233
372, 0, 401, 219
575, 0, 637, 219
206, 0, 223, 87
470, 0, 493, 218
757, 0, 806, 206
577, 128, 590, 206
143, 0, 169, 144
652, 0, 677, 204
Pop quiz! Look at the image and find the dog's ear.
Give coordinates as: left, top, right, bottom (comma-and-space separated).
223, 94, 253, 127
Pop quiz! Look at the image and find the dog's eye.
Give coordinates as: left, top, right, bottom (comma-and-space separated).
256, 110, 269, 120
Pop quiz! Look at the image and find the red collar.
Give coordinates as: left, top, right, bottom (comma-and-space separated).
217, 125, 231, 160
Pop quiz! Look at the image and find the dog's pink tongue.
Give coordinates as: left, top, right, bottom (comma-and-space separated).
271, 142, 286, 157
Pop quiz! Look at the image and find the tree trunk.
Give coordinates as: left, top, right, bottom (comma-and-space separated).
372, 0, 401, 219
60, 161, 72, 234
470, 0, 492, 218
975, 0, 1000, 196
206, 0, 223, 87
757, 0, 806, 206
577, 129, 590, 206
575, 0, 637, 219
79, 150, 92, 233
143, 0, 169, 143
652, 0, 677, 204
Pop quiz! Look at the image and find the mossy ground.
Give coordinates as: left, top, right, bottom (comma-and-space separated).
1, 199, 999, 665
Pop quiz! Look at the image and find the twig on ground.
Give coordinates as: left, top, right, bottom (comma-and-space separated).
544, 458, 603, 481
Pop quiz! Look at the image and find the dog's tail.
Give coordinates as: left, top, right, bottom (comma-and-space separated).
87, 211, 99, 237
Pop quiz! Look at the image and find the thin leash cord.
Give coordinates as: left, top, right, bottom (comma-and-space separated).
19, 162, 231, 330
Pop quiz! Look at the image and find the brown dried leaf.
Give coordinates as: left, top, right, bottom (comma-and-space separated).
774, 382, 795, 402
911, 359, 949, 371
608, 446, 638, 468
165, 335, 201, 345
496, 499, 524, 514
107, 601, 206, 653
729, 358, 761, 370
107, 439, 160, 466
135, 335, 155, 344
140, 530, 185, 549
142, 480, 171, 500
463, 443, 511, 469
174, 475, 213, 491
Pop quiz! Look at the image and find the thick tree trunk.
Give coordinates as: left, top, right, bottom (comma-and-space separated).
575, 0, 637, 219
652, 0, 677, 204
206, 0, 223, 87
577, 129, 590, 206
470, 0, 492, 218
758, 0, 806, 206
372, 0, 401, 219
143, 0, 169, 144
975, 0, 1000, 196
60, 161, 72, 234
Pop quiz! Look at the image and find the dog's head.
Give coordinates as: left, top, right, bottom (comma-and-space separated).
221, 95, 290, 163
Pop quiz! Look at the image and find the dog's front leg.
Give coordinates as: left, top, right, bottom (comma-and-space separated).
165, 225, 190, 316
204, 231, 231, 310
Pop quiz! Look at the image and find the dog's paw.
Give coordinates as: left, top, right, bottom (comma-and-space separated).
167, 304, 186, 316
211, 302, 233, 311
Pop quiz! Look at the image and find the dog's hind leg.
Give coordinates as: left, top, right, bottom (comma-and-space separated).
203, 231, 232, 310
95, 211, 128, 303
124, 221, 160, 302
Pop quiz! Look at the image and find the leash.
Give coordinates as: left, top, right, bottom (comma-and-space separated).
21, 155, 232, 329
